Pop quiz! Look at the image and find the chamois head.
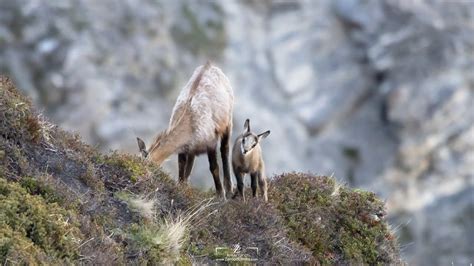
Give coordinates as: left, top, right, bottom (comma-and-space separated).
137, 132, 170, 166
241, 119, 270, 155
137, 137, 148, 158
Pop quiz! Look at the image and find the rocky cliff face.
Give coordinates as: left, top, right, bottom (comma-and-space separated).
1, 0, 473, 264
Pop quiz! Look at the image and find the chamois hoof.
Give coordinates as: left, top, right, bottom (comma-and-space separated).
215, 191, 226, 201
232, 192, 245, 202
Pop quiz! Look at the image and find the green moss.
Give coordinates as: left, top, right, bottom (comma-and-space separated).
79, 163, 105, 191
19, 176, 63, 204
0, 177, 83, 264
334, 188, 392, 264
0, 226, 47, 264
269, 173, 399, 264
101, 152, 146, 183
270, 173, 335, 263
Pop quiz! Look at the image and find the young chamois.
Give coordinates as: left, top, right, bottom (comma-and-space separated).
232, 119, 270, 202
137, 62, 234, 198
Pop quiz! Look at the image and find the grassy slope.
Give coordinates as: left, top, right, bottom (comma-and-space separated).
0, 76, 401, 264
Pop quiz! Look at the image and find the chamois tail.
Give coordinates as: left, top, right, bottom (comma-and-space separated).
189, 61, 212, 97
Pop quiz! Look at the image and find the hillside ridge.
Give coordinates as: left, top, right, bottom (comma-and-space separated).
0, 76, 401, 264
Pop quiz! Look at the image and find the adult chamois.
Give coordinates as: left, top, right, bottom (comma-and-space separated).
137, 62, 233, 198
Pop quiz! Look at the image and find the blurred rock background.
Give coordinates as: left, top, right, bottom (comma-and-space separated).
0, 0, 473, 264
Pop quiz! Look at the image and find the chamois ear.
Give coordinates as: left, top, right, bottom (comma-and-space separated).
136, 137, 148, 158
257, 130, 270, 141
243, 119, 250, 134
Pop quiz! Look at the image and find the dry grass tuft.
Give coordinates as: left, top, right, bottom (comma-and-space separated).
116, 192, 156, 220
130, 197, 156, 220
127, 199, 216, 264
160, 199, 217, 259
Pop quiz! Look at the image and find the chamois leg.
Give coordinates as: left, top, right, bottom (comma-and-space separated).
233, 167, 245, 201
250, 172, 258, 198
220, 129, 233, 194
208, 148, 224, 198
258, 171, 268, 202
178, 153, 187, 183
184, 154, 195, 182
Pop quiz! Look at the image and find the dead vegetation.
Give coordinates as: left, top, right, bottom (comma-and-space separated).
0, 76, 401, 264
